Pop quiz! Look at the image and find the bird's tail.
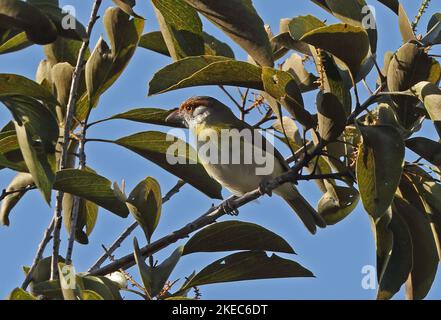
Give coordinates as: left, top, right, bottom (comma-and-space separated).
274, 183, 326, 234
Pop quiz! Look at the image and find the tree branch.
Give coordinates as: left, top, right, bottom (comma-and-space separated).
88, 180, 186, 271
21, 217, 55, 290
0, 186, 36, 202
51, 0, 103, 277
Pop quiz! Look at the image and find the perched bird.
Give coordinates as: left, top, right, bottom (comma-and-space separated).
166, 96, 325, 234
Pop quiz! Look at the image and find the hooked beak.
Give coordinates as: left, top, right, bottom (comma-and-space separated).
165, 108, 187, 128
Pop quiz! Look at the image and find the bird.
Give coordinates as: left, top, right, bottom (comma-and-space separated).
166, 96, 325, 234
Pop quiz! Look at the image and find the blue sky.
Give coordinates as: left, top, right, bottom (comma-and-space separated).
1, 0, 440, 299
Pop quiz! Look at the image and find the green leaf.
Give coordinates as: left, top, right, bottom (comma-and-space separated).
409, 81, 441, 121
316, 91, 347, 142
126, 177, 162, 241
85, 37, 113, 103
0, 172, 34, 226
150, 246, 183, 297
313, 51, 352, 115
288, 15, 325, 41
181, 251, 313, 290
81, 275, 122, 300
183, 221, 295, 255
0, 30, 31, 54
406, 137, 441, 166
6, 288, 36, 300
53, 169, 129, 218
133, 237, 152, 296
0, 0, 58, 44
318, 185, 359, 225
387, 43, 432, 128
184, 0, 273, 66
152, 0, 204, 61
81, 290, 104, 300
0, 73, 59, 106
300, 23, 369, 79
113, 131, 222, 199
148, 56, 263, 95
112, 0, 143, 18
282, 53, 318, 92
44, 36, 88, 66
261, 66, 315, 128
51, 62, 74, 122
376, 209, 412, 300
0, 131, 27, 172
323, 0, 377, 52
3, 97, 58, 203
423, 13, 441, 45
356, 124, 405, 218
139, 31, 235, 58
76, 7, 144, 120
108, 107, 186, 128
29, 0, 87, 41
393, 196, 438, 300
398, 4, 416, 43
62, 192, 99, 245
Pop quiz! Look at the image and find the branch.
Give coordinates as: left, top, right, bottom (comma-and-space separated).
88, 143, 325, 276
346, 82, 385, 125
51, 0, 103, 277
0, 186, 36, 202
21, 217, 55, 290
88, 180, 186, 271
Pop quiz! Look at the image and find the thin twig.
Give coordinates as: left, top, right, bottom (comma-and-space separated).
52, 0, 103, 277
88, 180, 186, 271
0, 186, 36, 202
412, 0, 431, 32
347, 82, 385, 125
219, 85, 243, 113
21, 217, 55, 290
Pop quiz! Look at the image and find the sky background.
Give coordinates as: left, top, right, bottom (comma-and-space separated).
1, 0, 441, 300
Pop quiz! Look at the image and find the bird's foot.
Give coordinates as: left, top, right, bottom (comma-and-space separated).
221, 197, 239, 216
259, 178, 273, 197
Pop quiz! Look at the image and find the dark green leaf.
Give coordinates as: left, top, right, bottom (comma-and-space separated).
126, 177, 162, 241
108, 107, 186, 128
53, 169, 129, 218
356, 124, 405, 218
0, 73, 58, 106
0, 130, 27, 172
0, 172, 34, 226
152, 0, 204, 61
423, 13, 441, 45
133, 237, 152, 296
288, 15, 325, 41
148, 56, 263, 95
7, 288, 36, 300
0, 30, 31, 54
376, 208, 413, 300
113, 131, 222, 199
184, 0, 273, 66
181, 251, 313, 289
300, 23, 370, 79
0, 0, 58, 44
406, 137, 441, 166
261, 66, 315, 128
112, 0, 143, 18
393, 196, 438, 300
398, 4, 416, 43
282, 53, 318, 92
183, 221, 295, 255
318, 185, 359, 225
150, 246, 183, 297
316, 91, 347, 142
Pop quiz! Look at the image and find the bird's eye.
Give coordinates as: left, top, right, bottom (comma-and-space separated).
185, 105, 193, 111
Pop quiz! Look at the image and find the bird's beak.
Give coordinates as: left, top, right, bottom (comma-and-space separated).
165, 108, 187, 127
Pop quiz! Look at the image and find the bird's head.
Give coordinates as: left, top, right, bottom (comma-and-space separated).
165, 96, 236, 129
